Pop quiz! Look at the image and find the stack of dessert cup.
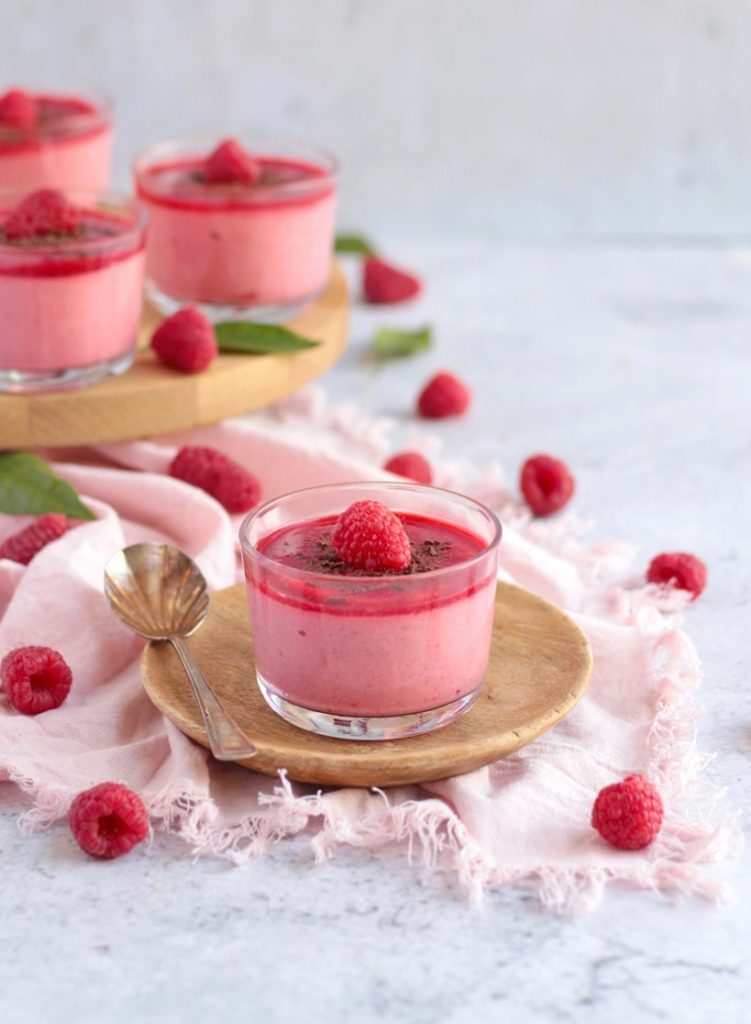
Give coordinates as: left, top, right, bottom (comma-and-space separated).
0, 84, 503, 745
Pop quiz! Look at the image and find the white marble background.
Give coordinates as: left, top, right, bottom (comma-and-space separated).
3, 0, 751, 238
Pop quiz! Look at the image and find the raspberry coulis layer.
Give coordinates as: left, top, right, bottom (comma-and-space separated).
0, 93, 108, 152
136, 155, 334, 211
251, 512, 493, 617
0, 211, 144, 277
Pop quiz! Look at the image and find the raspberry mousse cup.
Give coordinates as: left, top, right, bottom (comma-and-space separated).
0, 188, 146, 392
0, 87, 113, 190
240, 482, 502, 741
133, 134, 338, 322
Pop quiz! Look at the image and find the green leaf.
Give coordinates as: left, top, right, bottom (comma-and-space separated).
214, 322, 320, 354
0, 452, 95, 520
334, 233, 377, 256
372, 325, 432, 361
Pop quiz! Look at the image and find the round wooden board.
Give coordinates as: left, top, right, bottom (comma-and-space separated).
1, 264, 348, 449
141, 582, 592, 788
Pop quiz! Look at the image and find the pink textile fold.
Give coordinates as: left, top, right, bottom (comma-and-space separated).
0, 391, 741, 911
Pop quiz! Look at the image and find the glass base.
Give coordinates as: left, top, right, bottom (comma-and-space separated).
257, 673, 482, 741
0, 346, 135, 393
145, 280, 325, 324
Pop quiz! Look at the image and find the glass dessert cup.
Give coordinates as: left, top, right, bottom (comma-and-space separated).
0, 87, 113, 190
0, 189, 146, 392
240, 482, 502, 741
133, 134, 338, 323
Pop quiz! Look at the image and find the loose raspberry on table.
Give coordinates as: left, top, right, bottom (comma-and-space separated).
591, 773, 664, 851
1, 646, 72, 715
0, 88, 37, 130
417, 371, 471, 419
362, 256, 422, 304
384, 451, 433, 485
169, 445, 261, 513
69, 782, 149, 860
520, 454, 575, 517
0, 513, 68, 565
332, 500, 412, 572
4, 189, 81, 241
204, 138, 260, 185
647, 552, 707, 600
151, 307, 218, 373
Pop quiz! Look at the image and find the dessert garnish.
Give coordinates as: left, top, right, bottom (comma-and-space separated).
69, 782, 149, 860
646, 551, 707, 599
384, 451, 433, 484
213, 321, 319, 353
1, 645, 72, 715
169, 445, 261, 513
519, 454, 575, 517
591, 774, 664, 850
417, 370, 471, 419
363, 255, 422, 304
0, 87, 37, 130
334, 233, 377, 256
0, 512, 68, 564
332, 499, 412, 572
3, 188, 81, 242
151, 307, 217, 373
203, 137, 261, 185
372, 324, 432, 362
0, 452, 95, 520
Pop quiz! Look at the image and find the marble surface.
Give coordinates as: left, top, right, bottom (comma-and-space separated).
1, 243, 749, 1023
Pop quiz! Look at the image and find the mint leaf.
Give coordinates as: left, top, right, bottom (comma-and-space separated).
214, 322, 320, 354
0, 452, 95, 520
372, 325, 432, 361
334, 233, 377, 256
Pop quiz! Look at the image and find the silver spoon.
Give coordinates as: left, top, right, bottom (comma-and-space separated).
104, 542, 256, 760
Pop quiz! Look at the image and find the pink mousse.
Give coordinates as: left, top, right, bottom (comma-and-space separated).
0, 91, 112, 190
135, 151, 336, 308
0, 204, 145, 373
245, 513, 497, 718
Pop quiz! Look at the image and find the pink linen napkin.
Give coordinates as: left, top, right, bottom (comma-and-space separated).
0, 392, 740, 911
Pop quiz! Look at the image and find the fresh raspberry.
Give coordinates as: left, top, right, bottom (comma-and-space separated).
4, 189, 81, 241
169, 446, 261, 513
0, 88, 37, 130
647, 552, 707, 600
1, 646, 72, 715
0, 513, 68, 565
151, 307, 218, 373
362, 256, 422, 304
204, 138, 260, 185
520, 454, 575, 517
69, 782, 149, 860
417, 371, 471, 419
591, 774, 664, 851
332, 499, 412, 572
384, 451, 433, 485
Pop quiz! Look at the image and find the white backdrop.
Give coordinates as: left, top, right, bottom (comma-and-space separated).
2, 0, 750, 239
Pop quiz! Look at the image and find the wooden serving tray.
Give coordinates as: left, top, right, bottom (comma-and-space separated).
1, 264, 348, 449
141, 582, 592, 788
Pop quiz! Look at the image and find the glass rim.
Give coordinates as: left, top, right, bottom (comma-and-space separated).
133, 133, 339, 200
0, 188, 147, 256
0, 86, 113, 141
239, 480, 503, 585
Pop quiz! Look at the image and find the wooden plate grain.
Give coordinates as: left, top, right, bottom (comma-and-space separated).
141, 582, 592, 788
0, 264, 348, 448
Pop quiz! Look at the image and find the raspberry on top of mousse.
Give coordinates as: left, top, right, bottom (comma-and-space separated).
204, 138, 261, 186
0, 88, 37, 131
2, 188, 81, 242
332, 500, 412, 573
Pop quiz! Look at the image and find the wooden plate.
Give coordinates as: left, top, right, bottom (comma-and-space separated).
1, 264, 348, 449
141, 582, 592, 787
